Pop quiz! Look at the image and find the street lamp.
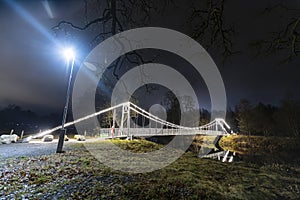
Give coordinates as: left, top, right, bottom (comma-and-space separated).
56, 47, 75, 153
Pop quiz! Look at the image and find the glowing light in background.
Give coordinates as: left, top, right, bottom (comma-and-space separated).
63, 48, 75, 61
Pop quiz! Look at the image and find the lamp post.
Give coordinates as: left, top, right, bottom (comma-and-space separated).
56, 48, 75, 153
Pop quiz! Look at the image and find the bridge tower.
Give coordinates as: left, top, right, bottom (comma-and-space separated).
119, 102, 131, 137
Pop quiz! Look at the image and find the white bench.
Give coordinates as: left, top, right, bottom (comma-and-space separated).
0, 134, 19, 144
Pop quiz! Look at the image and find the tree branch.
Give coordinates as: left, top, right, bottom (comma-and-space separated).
52, 12, 111, 31
188, 0, 236, 62
254, 4, 300, 62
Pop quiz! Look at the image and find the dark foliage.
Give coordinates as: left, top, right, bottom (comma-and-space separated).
235, 97, 300, 137
0, 105, 60, 135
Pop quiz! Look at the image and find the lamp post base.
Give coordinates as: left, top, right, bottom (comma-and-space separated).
56, 129, 66, 153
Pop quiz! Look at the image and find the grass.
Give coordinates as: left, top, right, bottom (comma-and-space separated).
219, 135, 300, 165
111, 138, 164, 153
0, 139, 299, 199
219, 135, 300, 152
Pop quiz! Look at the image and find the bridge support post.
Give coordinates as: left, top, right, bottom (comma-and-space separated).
112, 108, 116, 135
120, 105, 125, 136
127, 103, 130, 137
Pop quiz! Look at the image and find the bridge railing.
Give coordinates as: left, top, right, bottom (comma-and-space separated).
97, 128, 227, 138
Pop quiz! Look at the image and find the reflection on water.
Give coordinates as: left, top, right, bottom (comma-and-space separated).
192, 135, 238, 162
191, 136, 299, 165
198, 147, 237, 162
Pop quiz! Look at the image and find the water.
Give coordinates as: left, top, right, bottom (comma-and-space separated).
197, 147, 238, 162
196, 144, 300, 166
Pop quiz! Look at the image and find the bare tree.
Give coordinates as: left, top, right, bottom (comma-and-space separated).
252, 3, 300, 62
53, 0, 163, 80
52, 0, 239, 121
52, 0, 237, 63
188, 0, 236, 61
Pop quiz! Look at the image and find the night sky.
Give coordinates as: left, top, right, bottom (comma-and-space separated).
0, 0, 299, 115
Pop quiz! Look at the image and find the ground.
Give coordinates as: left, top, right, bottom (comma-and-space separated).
0, 137, 299, 199
0, 140, 71, 160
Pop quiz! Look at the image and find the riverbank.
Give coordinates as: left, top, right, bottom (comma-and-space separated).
219, 135, 300, 165
0, 139, 299, 199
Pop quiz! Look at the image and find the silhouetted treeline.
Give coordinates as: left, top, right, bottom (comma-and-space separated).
0, 105, 61, 134
228, 98, 300, 137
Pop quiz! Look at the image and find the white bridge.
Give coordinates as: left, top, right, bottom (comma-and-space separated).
32, 102, 231, 139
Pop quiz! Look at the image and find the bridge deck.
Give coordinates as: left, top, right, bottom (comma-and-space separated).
98, 128, 227, 138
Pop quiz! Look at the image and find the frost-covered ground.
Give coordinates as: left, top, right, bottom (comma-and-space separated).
0, 139, 87, 161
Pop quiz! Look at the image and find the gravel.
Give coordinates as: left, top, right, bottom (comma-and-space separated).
0, 140, 79, 161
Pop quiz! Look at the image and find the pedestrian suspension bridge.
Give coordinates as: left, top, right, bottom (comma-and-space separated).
32, 102, 231, 139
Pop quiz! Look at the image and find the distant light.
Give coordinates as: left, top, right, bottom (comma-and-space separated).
63, 48, 75, 61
